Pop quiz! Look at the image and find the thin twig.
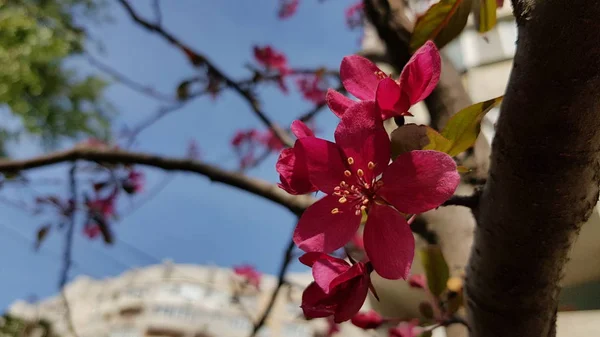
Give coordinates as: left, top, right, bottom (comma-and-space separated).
440, 191, 481, 210
249, 237, 295, 337
60, 163, 78, 337
298, 85, 345, 122
116, 0, 294, 147
0, 148, 314, 215
85, 53, 175, 103
152, 0, 162, 26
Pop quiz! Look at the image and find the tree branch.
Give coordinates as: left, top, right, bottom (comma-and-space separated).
249, 237, 295, 337
466, 1, 600, 336
60, 163, 78, 337
0, 148, 314, 215
116, 0, 294, 147
441, 191, 481, 210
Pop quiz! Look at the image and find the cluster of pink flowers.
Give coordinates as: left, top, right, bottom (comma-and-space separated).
296, 74, 328, 104
345, 2, 364, 29
231, 128, 288, 169
233, 264, 262, 289
276, 41, 459, 322
278, 0, 300, 19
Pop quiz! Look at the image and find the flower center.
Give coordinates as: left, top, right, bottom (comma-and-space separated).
330, 157, 384, 216
374, 71, 387, 80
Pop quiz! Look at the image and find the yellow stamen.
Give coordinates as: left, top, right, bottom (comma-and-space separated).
331, 208, 340, 214
347, 157, 355, 165
368, 162, 376, 170
339, 197, 347, 204
357, 169, 364, 177
344, 170, 352, 177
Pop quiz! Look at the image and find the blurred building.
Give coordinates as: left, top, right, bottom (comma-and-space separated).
8, 262, 369, 337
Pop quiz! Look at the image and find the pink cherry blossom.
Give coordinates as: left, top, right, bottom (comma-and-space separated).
253, 45, 289, 73
389, 321, 424, 337
345, 2, 364, 29
299, 252, 371, 323
292, 101, 459, 279
278, 0, 300, 19
233, 264, 262, 289
327, 41, 441, 119
351, 310, 384, 329
83, 224, 101, 239
276, 121, 318, 195
296, 75, 327, 104
122, 170, 144, 194
408, 274, 427, 289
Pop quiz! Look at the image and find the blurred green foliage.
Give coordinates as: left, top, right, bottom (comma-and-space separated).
0, 314, 58, 337
0, 0, 111, 151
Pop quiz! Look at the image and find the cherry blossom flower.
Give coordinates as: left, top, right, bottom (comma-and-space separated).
278, 0, 300, 19
408, 274, 427, 289
260, 129, 286, 152
276, 121, 318, 195
291, 101, 459, 279
327, 41, 441, 119
296, 75, 327, 104
122, 170, 144, 194
299, 252, 372, 323
389, 321, 424, 337
233, 264, 262, 289
351, 310, 384, 329
345, 2, 364, 29
83, 224, 101, 239
253, 45, 289, 73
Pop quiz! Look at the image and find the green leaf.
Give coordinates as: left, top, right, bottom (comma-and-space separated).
475, 0, 498, 33
419, 245, 450, 298
410, 0, 472, 52
422, 126, 452, 153
441, 96, 503, 156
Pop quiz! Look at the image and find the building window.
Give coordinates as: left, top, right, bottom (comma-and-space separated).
145, 327, 184, 337
119, 306, 143, 318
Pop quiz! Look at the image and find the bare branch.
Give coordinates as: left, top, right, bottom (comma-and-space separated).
440, 191, 481, 210
249, 238, 295, 336
60, 164, 78, 337
116, 0, 294, 147
85, 53, 176, 103
152, 0, 162, 26
0, 148, 314, 215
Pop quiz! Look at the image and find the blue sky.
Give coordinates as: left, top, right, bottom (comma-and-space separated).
0, 0, 362, 308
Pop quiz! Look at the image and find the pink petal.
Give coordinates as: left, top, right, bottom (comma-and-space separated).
333, 275, 370, 322
399, 40, 441, 105
298, 252, 327, 267
378, 150, 459, 214
326, 89, 355, 117
329, 262, 367, 291
375, 77, 403, 117
276, 147, 317, 195
301, 282, 336, 319
334, 101, 390, 182
340, 55, 381, 100
313, 258, 351, 293
294, 194, 362, 253
363, 204, 414, 280
291, 120, 314, 139
297, 137, 347, 193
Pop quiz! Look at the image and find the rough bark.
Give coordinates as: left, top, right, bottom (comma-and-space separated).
466, 1, 600, 336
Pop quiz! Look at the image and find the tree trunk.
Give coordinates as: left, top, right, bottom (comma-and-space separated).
466, 1, 600, 336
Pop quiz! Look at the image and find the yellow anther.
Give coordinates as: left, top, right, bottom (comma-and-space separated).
331, 208, 340, 214
362, 199, 369, 205
357, 169, 364, 177
340, 181, 348, 187
347, 157, 355, 165
344, 170, 352, 177
355, 210, 361, 216
339, 197, 347, 204
368, 162, 376, 170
